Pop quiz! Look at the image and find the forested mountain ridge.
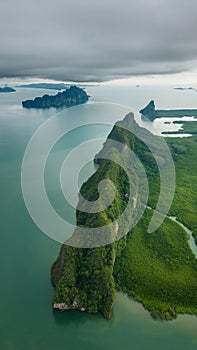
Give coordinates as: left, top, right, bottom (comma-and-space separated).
51, 112, 197, 320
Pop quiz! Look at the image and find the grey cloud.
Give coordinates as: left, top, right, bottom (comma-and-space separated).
0, 0, 197, 82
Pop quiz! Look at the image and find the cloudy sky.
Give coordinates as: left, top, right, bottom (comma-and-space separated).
0, 0, 197, 83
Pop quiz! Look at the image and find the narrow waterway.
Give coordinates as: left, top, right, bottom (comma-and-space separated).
146, 206, 197, 258
169, 216, 197, 257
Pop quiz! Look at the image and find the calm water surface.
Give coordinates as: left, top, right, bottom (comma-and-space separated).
0, 86, 197, 350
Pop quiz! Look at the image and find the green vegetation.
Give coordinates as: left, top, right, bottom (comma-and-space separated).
114, 209, 197, 320
166, 136, 197, 245
157, 109, 197, 118
51, 111, 197, 320
162, 120, 197, 135
140, 100, 197, 121
22, 86, 88, 108
51, 133, 134, 318
52, 244, 116, 318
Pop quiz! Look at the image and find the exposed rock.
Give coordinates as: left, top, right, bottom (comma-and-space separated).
53, 303, 69, 311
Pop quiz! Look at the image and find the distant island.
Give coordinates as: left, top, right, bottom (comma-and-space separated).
17, 83, 98, 90
0, 86, 16, 93
174, 87, 196, 91
22, 86, 89, 108
17, 83, 70, 90
140, 100, 197, 121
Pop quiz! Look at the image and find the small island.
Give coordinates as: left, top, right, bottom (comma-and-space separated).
174, 86, 196, 91
0, 86, 16, 93
22, 86, 89, 108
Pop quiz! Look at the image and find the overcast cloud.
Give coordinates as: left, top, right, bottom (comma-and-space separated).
0, 0, 197, 82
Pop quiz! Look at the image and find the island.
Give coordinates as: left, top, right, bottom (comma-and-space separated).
0, 86, 16, 93
22, 86, 89, 108
51, 110, 197, 320
174, 87, 196, 91
17, 83, 70, 90
17, 83, 98, 90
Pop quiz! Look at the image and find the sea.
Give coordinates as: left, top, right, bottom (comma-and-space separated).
0, 84, 197, 350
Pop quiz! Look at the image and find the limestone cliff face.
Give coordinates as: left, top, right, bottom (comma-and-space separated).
51, 113, 139, 318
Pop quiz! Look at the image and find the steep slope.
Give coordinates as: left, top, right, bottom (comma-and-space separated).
51, 113, 138, 318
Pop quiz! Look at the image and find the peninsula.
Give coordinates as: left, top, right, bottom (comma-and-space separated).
22, 86, 89, 108
51, 111, 197, 320
140, 100, 197, 121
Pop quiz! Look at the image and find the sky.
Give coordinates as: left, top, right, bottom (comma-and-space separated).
0, 0, 197, 84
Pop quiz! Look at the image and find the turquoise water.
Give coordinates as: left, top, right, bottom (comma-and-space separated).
0, 86, 197, 350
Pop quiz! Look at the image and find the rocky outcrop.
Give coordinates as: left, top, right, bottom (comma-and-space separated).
140, 100, 158, 121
